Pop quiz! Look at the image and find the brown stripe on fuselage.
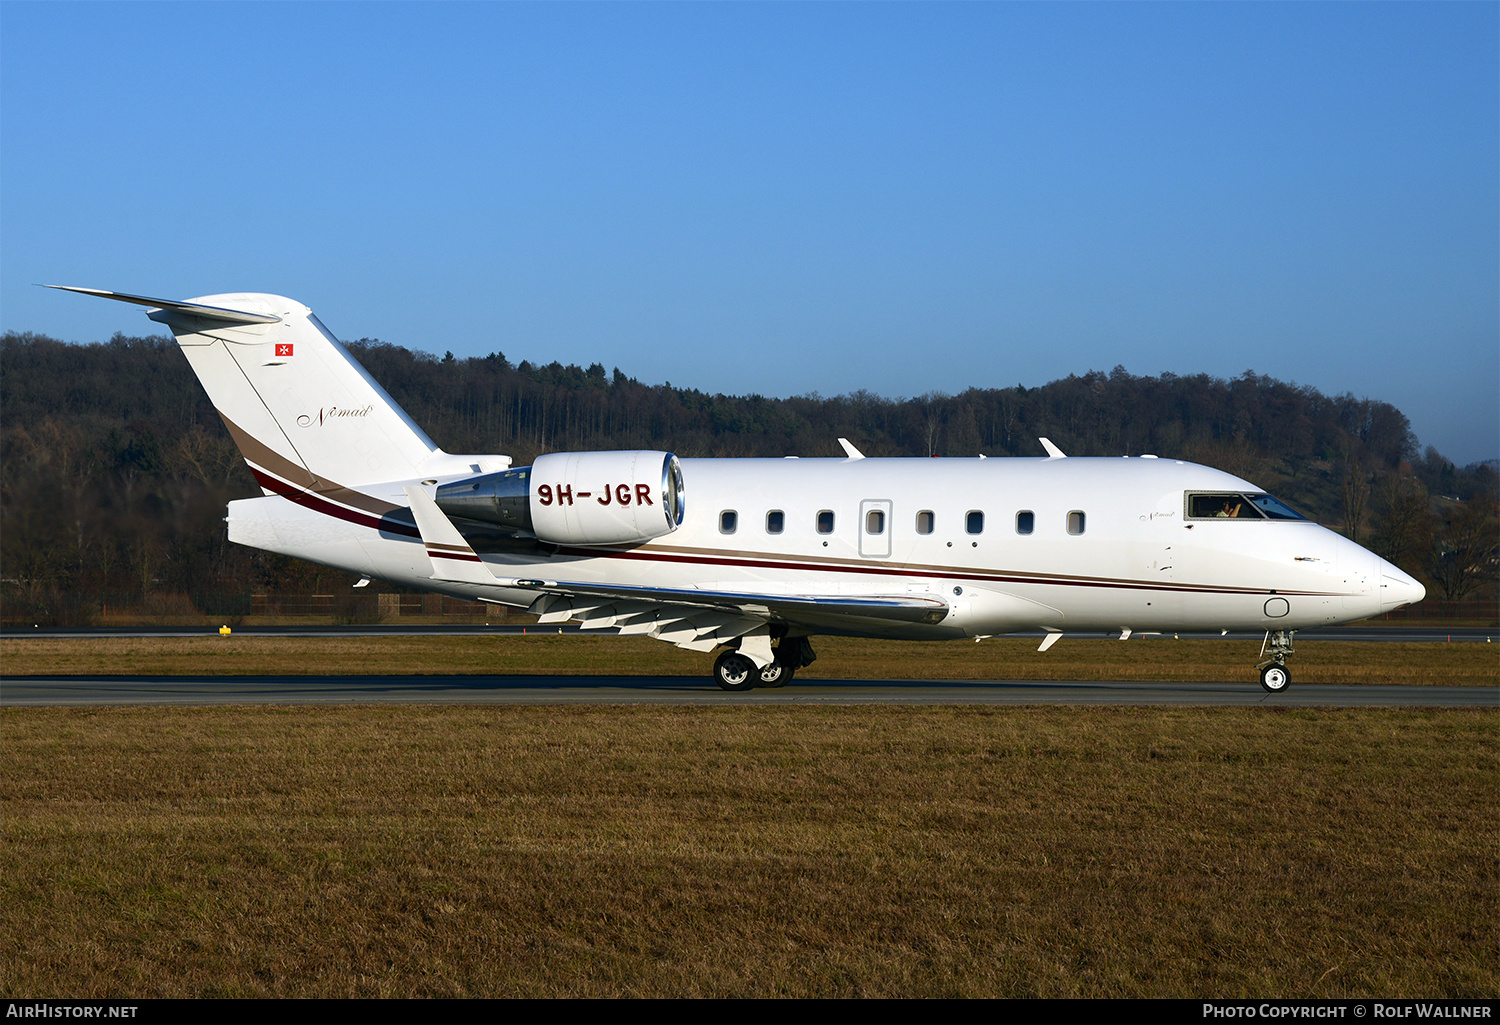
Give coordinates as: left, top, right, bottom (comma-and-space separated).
249, 466, 421, 539
314, 481, 403, 517
428, 549, 484, 563
583, 541, 1339, 598
219, 411, 401, 515
629, 540, 1163, 589
219, 412, 317, 489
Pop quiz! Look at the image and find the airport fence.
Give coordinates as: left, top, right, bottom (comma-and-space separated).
2, 591, 507, 626
1373, 598, 1498, 624
249, 592, 503, 621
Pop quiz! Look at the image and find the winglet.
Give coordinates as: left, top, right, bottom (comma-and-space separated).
1038, 437, 1066, 459
44, 285, 282, 325
838, 438, 865, 460
403, 486, 496, 585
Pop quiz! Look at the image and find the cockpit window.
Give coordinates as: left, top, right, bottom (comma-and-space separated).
1189, 493, 1259, 519
1247, 493, 1306, 520
1186, 492, 1305, 521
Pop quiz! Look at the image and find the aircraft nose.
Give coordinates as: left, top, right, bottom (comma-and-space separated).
1378, 562, 1425, 612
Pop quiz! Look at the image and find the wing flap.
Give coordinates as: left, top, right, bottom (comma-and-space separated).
500, 577, 949, 628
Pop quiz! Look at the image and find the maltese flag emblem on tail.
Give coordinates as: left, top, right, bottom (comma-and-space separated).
275, 343, 293, 357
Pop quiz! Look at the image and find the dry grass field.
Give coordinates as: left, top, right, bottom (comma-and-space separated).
3, 636, 1495, 996
2, 704, 1496, 998
2, 633, 1496, 684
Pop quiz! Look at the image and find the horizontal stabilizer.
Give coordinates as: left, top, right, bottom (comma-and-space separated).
43, 285, 282, 325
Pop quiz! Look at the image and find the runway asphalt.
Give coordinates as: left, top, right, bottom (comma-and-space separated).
5, 624, 1493, 707
3, 624, 1494, 642
3, 674, 1495, 707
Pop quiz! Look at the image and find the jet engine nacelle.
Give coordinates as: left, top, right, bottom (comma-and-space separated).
435, 450, 685, 546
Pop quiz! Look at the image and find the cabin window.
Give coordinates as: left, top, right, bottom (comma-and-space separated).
966, 510, 984, 534
916, 510, 934, 534
1016, 510, 1034, 534
1067, 510, 1086, 535
766, 510, 784, 534
720, 510, 737, 534
816, 510, 835, 534
866, 509, 886, 535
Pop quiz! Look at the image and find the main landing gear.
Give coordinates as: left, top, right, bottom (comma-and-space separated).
712, 651, 757, 692
1256, 629, 1296, 693
713, 637, 814, 692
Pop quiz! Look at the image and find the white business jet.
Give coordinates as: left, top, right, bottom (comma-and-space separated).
51, 287, 1426, 692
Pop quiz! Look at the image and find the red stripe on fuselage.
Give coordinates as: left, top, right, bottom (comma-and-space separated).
427, 547, 484, 563
558, 545, 1335, 598
250, 467, 420, 538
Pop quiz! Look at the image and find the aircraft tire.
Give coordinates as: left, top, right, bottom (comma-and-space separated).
714, 651, 757, 692
756, 662, 794, 688
1260, 664, 1290, 693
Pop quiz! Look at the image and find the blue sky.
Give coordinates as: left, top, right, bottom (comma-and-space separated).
3, 2, 1496, 465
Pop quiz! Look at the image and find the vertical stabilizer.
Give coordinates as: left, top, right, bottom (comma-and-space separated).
49, 287, 443, 491
159, 293, 440, 490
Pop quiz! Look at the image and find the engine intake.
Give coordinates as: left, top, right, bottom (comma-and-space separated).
435, 450, 684, 546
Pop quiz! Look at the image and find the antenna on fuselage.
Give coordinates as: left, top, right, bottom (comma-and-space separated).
1038, 437, 1067, 459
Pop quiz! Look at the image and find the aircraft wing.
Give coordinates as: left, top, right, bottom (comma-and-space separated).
512, 579, 948, 626
511, 582, 947, 666
404, 485, 947, 665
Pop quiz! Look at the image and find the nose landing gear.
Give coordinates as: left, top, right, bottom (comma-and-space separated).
1256, 629, 1296, 693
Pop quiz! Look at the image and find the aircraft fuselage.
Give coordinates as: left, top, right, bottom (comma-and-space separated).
228, 454, 1411, 639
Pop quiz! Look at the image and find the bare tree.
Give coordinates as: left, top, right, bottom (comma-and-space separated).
1373, 472, 1431, 575
1341, 452, 1370, 544
1427, 499, 1499, 601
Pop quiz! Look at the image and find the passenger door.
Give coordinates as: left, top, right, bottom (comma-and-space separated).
859, 499, 893, 558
